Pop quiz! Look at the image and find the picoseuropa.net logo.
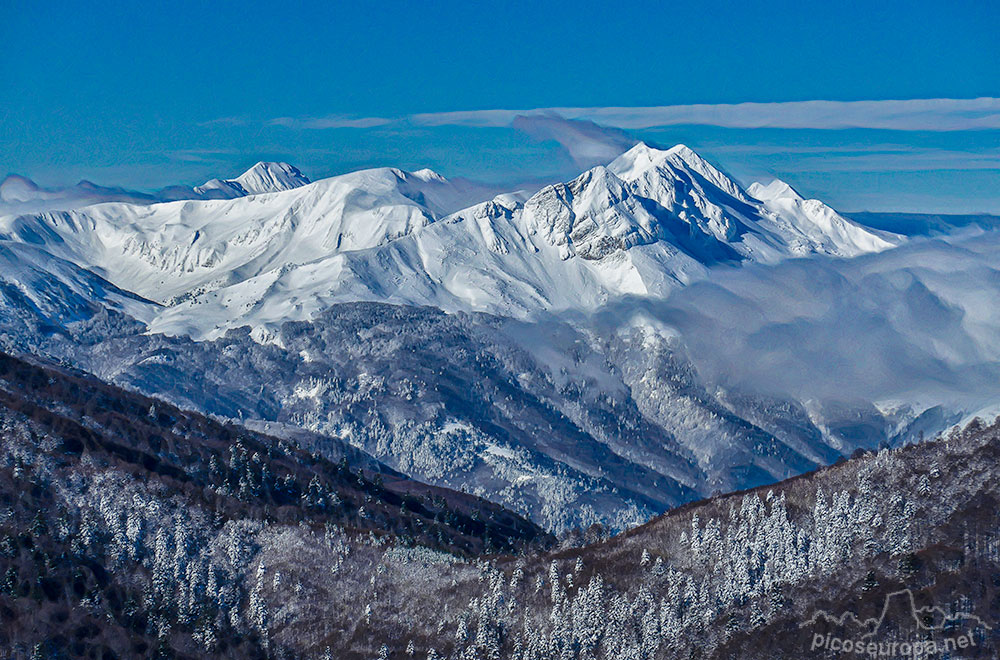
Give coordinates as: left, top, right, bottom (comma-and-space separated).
800, 588, 991, 658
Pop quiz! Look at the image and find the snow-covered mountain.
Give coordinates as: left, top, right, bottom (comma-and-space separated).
0, 242, 158, 357
0, 166, 493, 318
0, 174, 160, 216
0, 242, 157, 329
0, 143, 901, 340
193, 161, 311, 198
0, 162, 315, 218
747, 178, 898, 256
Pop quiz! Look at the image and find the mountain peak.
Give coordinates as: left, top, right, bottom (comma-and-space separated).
748, 178, 899, 256
614, 142, 701, 166
748, 179, 803, 202
239, 161, 300, 177
664, 143, 717, 171
622, 140, 668, 158
193, 162, 310, 199
410, 168, 448, 183
0, 174, 41, 203
611, 142, 718, 177
666, 143, 696, 157
609, 142, 749, 205
626, 141, 664, 156
233, 161, 310, 194
608, 142, 673, 180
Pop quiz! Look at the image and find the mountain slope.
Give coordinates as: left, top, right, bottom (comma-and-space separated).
0, 234, 934, 535
58, 303, 706, 533
0, 241, 158, 352
25, 297, 943, 534
748, 178, 898, 256
393, 417, 1000, 659
0, 349, 549, 657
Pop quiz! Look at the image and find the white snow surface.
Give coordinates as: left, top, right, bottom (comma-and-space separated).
747, 178, 899, 256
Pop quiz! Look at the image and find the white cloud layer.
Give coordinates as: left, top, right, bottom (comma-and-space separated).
295, 97, 1000, 132
508, 115, 636, 166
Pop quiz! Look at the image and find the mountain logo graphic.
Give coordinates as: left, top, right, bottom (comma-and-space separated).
800, 588, 992, 639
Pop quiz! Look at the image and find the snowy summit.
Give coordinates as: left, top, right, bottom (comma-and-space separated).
193, 161, 311, 198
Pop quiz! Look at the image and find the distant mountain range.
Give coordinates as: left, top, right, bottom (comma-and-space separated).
0, 144, 900, 340
846, 210, 1000, 236
0, 161, 313, 217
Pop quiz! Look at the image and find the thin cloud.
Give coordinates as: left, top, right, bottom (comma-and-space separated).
159, 148, 241, 163
510, 115, 637, 168
219, 97, 1000, 133
269, 115, 393, 129
410, 98, 1000, 132
198, 116, 249, 127
711, 144, 1000, 173
789, 149, 1000, 173
409, 109, 519, 127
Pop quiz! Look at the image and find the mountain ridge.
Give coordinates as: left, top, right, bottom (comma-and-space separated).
0, 143, 902, 340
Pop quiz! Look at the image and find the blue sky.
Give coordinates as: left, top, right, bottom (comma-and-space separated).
1, 0, 998, 212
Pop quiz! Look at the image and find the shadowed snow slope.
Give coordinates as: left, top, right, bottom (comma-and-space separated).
0, 241, 158, 335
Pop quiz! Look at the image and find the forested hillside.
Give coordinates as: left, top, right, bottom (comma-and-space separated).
0, 351, 548, 658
